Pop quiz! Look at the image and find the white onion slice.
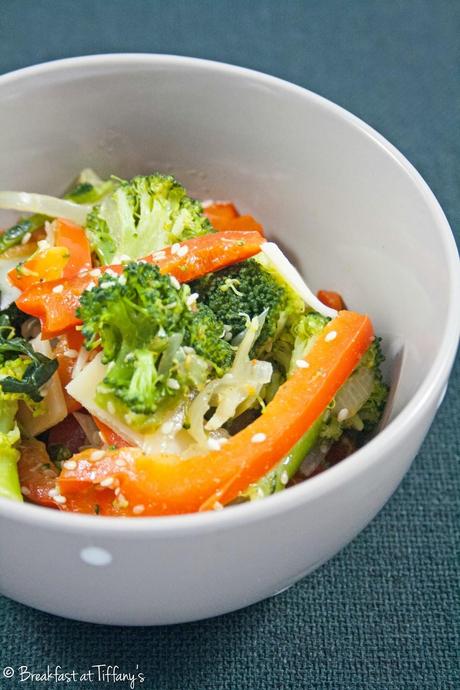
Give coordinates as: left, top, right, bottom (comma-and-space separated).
73, 411, 103, 448
0, 257, 21, 309
0, 191, 90, 224
261, 242, 337, 319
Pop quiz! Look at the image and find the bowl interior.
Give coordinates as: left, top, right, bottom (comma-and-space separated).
0, 56, 456, 424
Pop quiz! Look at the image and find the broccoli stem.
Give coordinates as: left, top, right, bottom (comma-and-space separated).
0, 400, 22, 502
0, 214, 47, 255
244, 413, 323, 500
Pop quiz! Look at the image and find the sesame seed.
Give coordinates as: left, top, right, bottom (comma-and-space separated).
20, 486, 30, 496
337, 407, 349, 423
169, 276, 181, 290
48, 488, 58, 497
85, 281, 96, 291
161, 420, 174, 435
63, 460, 77, 470
167, 378, 180, 390
171, 243, 181, 255
320, 443, 329, 454
280, 471, 289, 485
251, 433, 267, 444
114, 487, 121, 496
186, 292, 199, 307
152, 250, 166, 261
296, 359, 310, 368
21, 232, 32, 245
78, 268, 89, 277
325, 330, 337, 342
132, 504, 145, 514
115, 493, 129, 509
115, 458, 126, 467
207, 438, 221, 451
52, 284, 64, 293
54, 495, 67, 504
104, 268, 117, 277
177, 244, 189, 257
90, 268, 101, 278
213, 501, 224, 511
100, 476, 114, 487
118, 275, 127, 286
91, 450, 105, 462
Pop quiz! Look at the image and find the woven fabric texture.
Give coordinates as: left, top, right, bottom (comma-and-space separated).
0, 1, 458, 688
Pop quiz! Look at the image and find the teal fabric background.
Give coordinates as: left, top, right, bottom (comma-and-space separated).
0, 1, 458, 688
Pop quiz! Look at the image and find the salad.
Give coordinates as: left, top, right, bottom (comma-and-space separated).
0, 171, 388, 516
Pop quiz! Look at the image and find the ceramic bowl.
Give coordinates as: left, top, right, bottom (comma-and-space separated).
0, 55, 458, 625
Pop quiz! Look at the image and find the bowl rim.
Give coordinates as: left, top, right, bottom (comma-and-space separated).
0, 52, 458, 535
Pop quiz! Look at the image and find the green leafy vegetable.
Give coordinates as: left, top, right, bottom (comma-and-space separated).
0, 315, 58, 403
0, 314, 58, 501
0, 214, 46, 255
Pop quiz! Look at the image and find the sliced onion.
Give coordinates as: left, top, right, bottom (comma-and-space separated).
0, 191, 90, 224
188, 313, 273, 443
261, 242, 337, 319
73, 411, 103, 448
21, 317, 40, 341
334, 365, 374, 419
299, 444, 328, 478
0, 257, 21, 309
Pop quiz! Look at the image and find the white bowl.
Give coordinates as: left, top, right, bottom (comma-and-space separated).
0, 55, 458, 625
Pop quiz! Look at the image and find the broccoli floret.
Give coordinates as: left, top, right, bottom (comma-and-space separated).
284, 311, 330, 375
185, 303, 234, 374
86, 173, 213, 265
320, 339, 388, 442
77, 263, 233, 420
354, 339, 388, 432
193, 259, 304, 360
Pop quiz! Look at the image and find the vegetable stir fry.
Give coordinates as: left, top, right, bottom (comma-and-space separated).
0, 171, 388, 516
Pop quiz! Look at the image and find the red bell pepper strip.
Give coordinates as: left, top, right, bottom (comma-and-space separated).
205, 202, 265, 236
317, 290, 346, 311
53, 332, 84, 413
54, 218, 92, 278
17, 439, 60, 509
58, 311, 374, 516
18, 437, 117, 514
16, 230, 264, 339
